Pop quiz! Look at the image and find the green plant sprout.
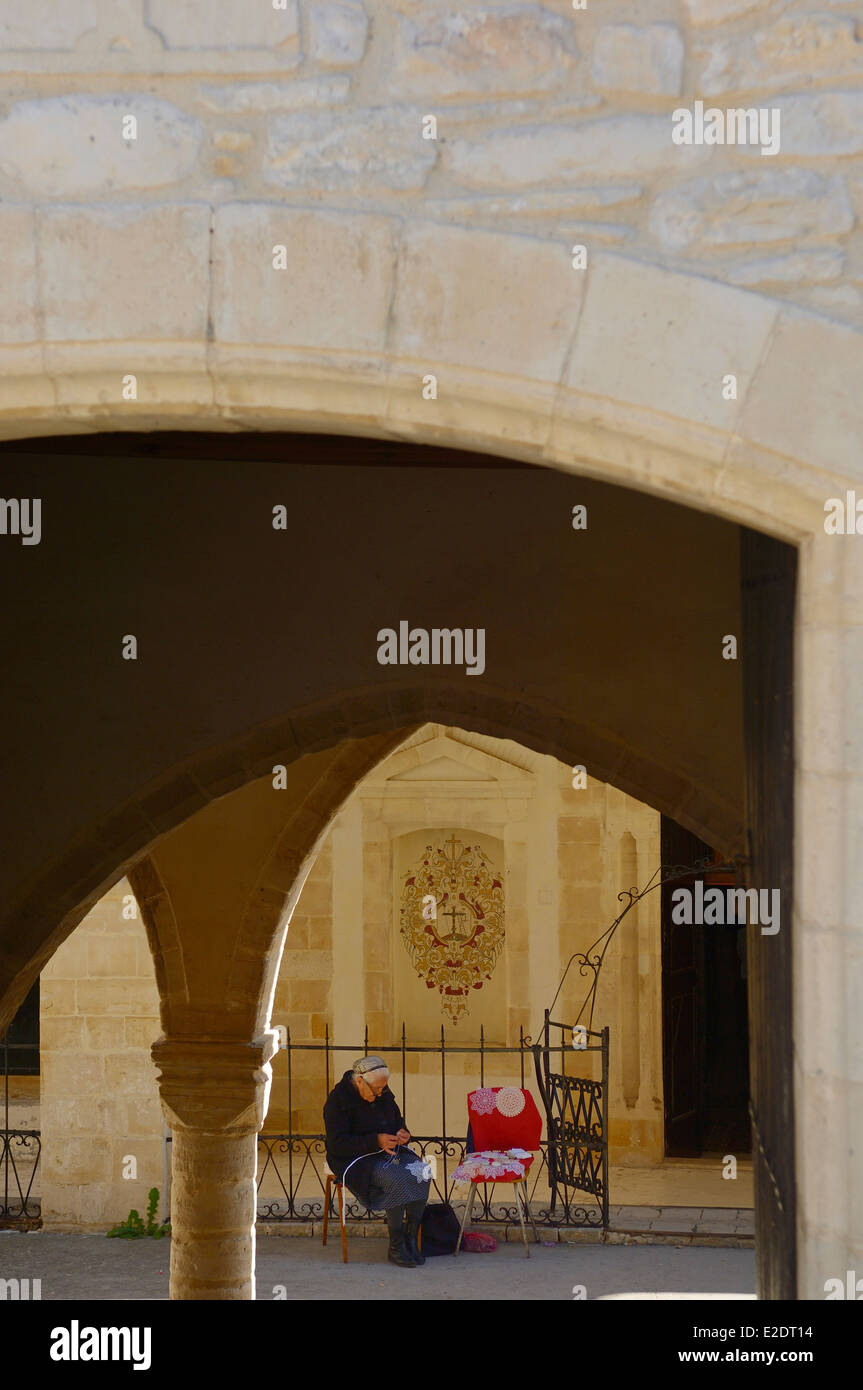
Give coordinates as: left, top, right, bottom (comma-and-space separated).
106, 1187, 170, 1239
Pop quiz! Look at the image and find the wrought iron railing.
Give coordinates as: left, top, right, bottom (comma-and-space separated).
255, 1131, 605, 1227
165, 1019, 609, 1229
1, 1035, 42, 1224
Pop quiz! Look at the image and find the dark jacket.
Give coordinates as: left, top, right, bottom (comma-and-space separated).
324, 1070, 406, 1204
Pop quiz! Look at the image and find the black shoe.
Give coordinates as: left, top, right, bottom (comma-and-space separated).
386, 1208, 417, 1267
387, 1233, 418, 1267
404, 1200, 427, 1266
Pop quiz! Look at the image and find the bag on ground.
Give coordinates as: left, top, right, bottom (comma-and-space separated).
419, 1201, 461, 1255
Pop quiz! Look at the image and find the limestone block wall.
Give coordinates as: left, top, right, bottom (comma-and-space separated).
3, 0, 863, 445
0, 0, 859, 316
40, 877, 162, 1231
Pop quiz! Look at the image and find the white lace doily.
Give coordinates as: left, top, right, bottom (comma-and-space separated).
495, 1086, 526, 1116
405, 1158, 433, 1183
470, 1087, 498, 1114
452, 1151, 527, 1182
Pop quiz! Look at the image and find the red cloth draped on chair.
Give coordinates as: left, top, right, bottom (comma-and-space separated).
453, 1086, 543, 1182
452, 1086, 543, 1256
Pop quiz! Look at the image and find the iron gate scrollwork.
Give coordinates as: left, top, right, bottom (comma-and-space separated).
526, 850, 748, 1233
2, 1026, 42, 1228
532, 1014, 609, 1228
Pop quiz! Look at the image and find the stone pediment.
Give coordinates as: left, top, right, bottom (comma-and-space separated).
369, 731, 534, 789
389, 755, 494, 782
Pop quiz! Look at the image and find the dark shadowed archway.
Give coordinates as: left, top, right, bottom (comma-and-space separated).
0, 430, 795, 1298
0, 432, 747, 1028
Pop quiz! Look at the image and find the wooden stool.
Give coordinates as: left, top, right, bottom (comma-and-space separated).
322, 1164, 423, 1263
322, 1162, 348, 1263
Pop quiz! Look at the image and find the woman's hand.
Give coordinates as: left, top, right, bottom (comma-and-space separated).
377, 1133, 400, 1153
395, 1128, 410, 1144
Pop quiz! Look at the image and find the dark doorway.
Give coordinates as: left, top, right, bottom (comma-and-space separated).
2, 978, 39, 1076
661, 817, 751, 1158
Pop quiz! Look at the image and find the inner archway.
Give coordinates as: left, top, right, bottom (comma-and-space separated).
0, 432, 748, 1028
31, 725, 758, 1259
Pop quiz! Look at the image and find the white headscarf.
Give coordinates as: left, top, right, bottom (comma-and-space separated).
352, 1054, 389, 1081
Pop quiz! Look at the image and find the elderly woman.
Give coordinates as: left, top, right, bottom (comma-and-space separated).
324, 1055, 431, 1267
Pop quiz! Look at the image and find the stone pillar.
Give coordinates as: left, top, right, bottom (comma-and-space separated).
363, 837, 393, 1044
526, 755, 560, 1040
503, 829, 529, 1044
152, 1033, 278, 1300
796, 531, 863, 1298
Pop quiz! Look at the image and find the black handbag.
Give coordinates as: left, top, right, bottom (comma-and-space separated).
419, 1201, 461, 1255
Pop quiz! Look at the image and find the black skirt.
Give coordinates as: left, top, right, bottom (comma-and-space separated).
344, 1148, 432, 1211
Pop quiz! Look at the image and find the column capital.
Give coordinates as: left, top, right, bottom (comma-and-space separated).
152, 1032, 279, 1133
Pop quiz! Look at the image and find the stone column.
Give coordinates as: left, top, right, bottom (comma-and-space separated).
796, 531, 863, 1298
526, 756, 559, 1040
503, 829, 529, 1044
152, 1033, 278, 1300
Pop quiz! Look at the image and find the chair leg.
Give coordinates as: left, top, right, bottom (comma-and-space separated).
523, 1180, 540, 1244
322, 1175, 331, 1247
515, 1182, 530, 1258
454, 1184, 477, 1256
338, 1182, 348, 1264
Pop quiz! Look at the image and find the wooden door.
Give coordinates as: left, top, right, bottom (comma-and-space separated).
741, 528, 797, 1300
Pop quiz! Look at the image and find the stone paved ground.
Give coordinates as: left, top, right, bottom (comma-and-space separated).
610, 1206, 754, 1238
0, 1231, 755, 1301
251, 1204, 754, 1244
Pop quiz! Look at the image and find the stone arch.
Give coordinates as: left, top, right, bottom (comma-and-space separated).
0, 0, 860, 1301
4, 238, 858, 1045
0, 247, 859, 1304
1, 673, 745, 1039
3, 238, 860, 541
126, 730, 416, 1041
